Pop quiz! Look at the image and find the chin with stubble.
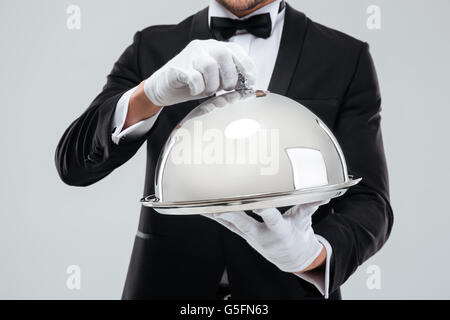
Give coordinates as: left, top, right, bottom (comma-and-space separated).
217, 0, 273, 12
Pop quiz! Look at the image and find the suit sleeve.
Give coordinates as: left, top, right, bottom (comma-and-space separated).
55, 31, 155, 186
111, 86, 162, 145
313, 43, 394, 293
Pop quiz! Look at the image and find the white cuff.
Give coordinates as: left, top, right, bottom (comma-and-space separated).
112, 86, 161, 145
294, 234, 332, 299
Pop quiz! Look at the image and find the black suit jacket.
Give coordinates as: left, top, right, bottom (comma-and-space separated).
55, 3, 393, 299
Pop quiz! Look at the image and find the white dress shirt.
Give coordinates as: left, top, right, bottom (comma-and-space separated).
112, 0, 332, 298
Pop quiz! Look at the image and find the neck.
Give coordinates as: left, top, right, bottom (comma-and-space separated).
229, 0, 275, 18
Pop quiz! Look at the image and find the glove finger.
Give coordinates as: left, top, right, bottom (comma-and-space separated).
286, 199, 331, 216
209, 45, 239, 91
309, 199, 331, 207
193, 56, 220, 94
183, 68, 206, 96
302, 199, 330, 216
226, 42, 256, 87
201, 213, 247, 239
216, 217, 249, 239
165, 67, 189, 89
213, 211, 259, 236
253, 207, 284, 231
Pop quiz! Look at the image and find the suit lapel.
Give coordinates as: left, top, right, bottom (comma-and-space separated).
268, 3, 308, 96
189, 7, 213, 41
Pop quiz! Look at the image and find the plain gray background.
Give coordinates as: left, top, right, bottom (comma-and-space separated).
0, 0, 449, 299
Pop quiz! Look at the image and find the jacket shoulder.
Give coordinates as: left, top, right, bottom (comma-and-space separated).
307, 18, 366, 52
138, 14, 195, 41
301, 17, 369, 78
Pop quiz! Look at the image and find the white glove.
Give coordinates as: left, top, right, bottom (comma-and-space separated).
203, 200, 329, 273
144, 39, 256, 107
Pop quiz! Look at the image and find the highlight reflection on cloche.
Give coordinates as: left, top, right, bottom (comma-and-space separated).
141, 89, 361, 215
224, 118, 261, 139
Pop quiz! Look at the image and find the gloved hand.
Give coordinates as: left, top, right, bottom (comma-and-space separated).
203, 200, 329, 273
144, 39, 256, 107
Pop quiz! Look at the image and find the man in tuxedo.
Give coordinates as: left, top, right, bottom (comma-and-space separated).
55, 0, 393, 299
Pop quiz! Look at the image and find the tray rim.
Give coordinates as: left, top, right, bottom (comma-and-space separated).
141, 176, 361, 209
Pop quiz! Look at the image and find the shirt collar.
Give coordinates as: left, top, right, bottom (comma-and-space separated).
208, 0, 282, 35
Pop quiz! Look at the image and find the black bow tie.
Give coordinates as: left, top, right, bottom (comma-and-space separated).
210, 13, 272, 40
